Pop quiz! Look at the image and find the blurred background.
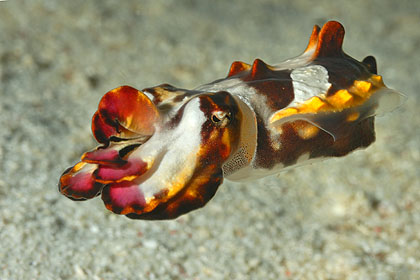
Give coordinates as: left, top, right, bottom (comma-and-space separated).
0, 0, 419, 279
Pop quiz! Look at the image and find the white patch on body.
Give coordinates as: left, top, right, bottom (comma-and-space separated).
290, 65, 331, 106
131, 98, 206, 199
142, 90, 155, 101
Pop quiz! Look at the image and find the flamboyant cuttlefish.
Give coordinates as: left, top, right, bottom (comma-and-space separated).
59, 21, 402, 220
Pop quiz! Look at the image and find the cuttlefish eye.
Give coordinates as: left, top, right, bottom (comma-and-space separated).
211, 110, 232, 127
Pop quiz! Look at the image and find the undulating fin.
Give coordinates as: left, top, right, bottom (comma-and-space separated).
227, 61, 251, 77
270, 75, 402, 140
312, 20, 345, 58
92, 85, 161, 144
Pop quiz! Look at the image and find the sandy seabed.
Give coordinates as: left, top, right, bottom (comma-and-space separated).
0, 1, 419, 279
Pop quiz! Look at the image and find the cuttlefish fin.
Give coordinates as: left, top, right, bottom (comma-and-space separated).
270, 85, 403, 141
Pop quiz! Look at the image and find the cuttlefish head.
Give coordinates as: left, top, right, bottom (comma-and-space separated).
59, 86, 244, 220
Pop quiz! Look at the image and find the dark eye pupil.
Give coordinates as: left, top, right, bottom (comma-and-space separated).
211, 111, 231, 125
212, 115, 221, 123
211, 111, 231, 126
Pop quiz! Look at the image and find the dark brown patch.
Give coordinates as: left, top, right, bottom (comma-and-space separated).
254, 113, 376, 170
241, 59, 294, 110
118, 144, 142, 158
254, 117, 278, 169
153, 188, 170, 200
313, 21, 345, 58
313, 56, 373, 96
362, 56, 377, 74
250, 59, 270, 79
91, 111, 118, 144
167, 104, 186, 129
